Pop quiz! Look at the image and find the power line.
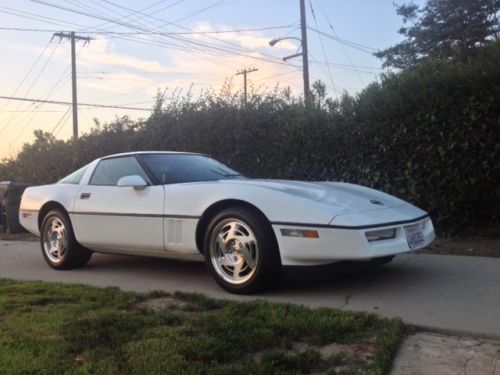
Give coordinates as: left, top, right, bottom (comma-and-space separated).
168, 0, 226, 23
0, 42, 60, 136
308, 0, 337, 95
0, 40, 52, 114
28, 0, 301, 68
81, 0, 181, 31
0, 24, 299, 35
307, 26, 376, 53
2, 2, 298, 75
314, 0, 365, 86
0, 95, 152, 111
52, 106, 72, 135
253, 69, 301, 83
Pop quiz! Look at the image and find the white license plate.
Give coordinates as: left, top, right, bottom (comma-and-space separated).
404, 224, 425, 249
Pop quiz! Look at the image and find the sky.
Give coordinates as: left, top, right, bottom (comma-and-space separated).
0, 0, 426, 159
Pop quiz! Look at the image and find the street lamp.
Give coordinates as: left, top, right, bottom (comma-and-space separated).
268, 0, 310, 106
268, 37, 303, 61
269, 33, 310, 106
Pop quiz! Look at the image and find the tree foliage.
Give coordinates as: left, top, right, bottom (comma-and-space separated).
1, 42, 499, 232
375, 0, 499, 68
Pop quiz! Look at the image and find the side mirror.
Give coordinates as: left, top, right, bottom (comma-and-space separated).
116, 175, 148, 190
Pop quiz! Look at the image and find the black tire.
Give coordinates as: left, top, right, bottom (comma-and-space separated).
203, 207, 281, 294
40, 209, 92, 270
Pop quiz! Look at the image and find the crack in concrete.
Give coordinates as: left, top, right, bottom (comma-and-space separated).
339, 254, 416, 310
338, 270, 378, 310
464, 354, 473, 375
490, 360, 495, 375
337, 253, 419, 310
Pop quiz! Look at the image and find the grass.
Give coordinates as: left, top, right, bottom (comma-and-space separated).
0, 279, 403, 374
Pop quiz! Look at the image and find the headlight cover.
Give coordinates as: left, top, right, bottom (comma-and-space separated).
365, 228, 396, 242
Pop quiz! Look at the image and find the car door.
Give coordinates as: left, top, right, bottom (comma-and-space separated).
72, 155, 165, 253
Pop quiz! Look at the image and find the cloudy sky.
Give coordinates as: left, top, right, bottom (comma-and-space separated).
0, 0, 425, 158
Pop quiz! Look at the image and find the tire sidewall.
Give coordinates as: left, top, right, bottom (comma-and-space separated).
203, 207, 280, 294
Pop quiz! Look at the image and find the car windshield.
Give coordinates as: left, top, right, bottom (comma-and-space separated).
139, 154, 244, 184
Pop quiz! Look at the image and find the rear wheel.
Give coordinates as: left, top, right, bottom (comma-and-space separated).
41, 209, 92, 270
204, 207, 281, 294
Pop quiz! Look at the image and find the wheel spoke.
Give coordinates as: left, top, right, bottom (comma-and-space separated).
216, 233, 227, 251
219, 256, 230, 267
50, 246, 59, 259
240, 246, 255, 269
226, 222, 237, 240
232, 261, 243, 279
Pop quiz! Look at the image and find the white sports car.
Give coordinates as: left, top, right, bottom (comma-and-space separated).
19, 151, 435, 293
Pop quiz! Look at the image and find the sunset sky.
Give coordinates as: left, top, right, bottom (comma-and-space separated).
0, 0, 425, 158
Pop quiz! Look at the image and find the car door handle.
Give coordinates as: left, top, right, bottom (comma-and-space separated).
80, 193, 91, 199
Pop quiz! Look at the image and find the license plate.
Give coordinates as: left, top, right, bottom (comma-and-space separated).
404, 224, 425, 249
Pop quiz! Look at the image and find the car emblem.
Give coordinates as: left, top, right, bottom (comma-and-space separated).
370, 199, 384, 206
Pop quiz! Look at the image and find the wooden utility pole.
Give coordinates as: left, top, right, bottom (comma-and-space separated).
53, 32, 92, 140
299, 0, 311, 107
236, 67, 258, 104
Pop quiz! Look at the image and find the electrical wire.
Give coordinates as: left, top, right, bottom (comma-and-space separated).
53, 106, 73, 136
308, 0, 337, 95
314, 0, 365, 86
0, 42, 60, 136
0, 39, 52, 114
28, 0, 300, 67
170, 0, 226, 23
50, 106, 72, 133
0, 96, 152, 111
307, 26, 376, 53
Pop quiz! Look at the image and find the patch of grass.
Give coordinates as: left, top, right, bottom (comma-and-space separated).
0, 278, 403, 374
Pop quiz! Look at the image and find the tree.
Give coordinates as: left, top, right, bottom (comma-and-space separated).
375, 0, 499, 69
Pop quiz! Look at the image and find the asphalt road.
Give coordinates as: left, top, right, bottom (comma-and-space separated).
1, 240, 499, 338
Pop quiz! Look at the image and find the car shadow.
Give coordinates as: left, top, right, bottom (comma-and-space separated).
83, 253, 432, 297
271, 254, 432, 294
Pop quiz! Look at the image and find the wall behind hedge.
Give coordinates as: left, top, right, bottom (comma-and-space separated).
1, 44, 499, 232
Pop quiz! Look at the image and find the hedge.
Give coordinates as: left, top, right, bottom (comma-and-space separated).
1, 43, 499, 233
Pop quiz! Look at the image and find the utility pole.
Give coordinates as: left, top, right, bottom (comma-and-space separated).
53, 32, 92, 140
299, 0, 311, 107
235, 67, 258, 105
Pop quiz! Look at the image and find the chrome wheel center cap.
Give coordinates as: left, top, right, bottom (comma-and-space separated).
225, 242, 243, 264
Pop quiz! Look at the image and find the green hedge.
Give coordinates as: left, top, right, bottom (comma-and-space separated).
1, 43, 499, 232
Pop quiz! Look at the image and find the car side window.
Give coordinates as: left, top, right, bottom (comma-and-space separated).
89, 156, 150, 186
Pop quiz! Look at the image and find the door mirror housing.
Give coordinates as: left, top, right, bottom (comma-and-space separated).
116, 175, 148, 190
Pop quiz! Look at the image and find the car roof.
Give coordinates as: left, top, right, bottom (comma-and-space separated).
100, 151, 201, 160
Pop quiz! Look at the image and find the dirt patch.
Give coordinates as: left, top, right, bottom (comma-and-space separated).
252, 338, 378, 373
0, 228, 37, 242
424, 234, 500, 258
135, 296, 190, 313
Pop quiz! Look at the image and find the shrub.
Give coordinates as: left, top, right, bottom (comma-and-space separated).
1, 43, 499, 232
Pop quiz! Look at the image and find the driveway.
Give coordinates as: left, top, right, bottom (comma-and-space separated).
1, 240, 499, 338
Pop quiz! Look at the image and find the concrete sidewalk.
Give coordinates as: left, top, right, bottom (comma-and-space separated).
391, 332, 500, 375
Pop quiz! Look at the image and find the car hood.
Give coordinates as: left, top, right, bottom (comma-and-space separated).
223, 179, 406, 216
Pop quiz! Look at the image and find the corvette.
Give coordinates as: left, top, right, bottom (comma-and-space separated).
19, 151, 435, 293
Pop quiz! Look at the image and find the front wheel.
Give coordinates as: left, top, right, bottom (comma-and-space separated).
204, 207, 281, 294
41, 209, 92, 270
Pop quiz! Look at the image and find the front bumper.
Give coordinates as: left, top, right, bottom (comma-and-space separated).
272, 216, 435, 266
18, 209, 40, 236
